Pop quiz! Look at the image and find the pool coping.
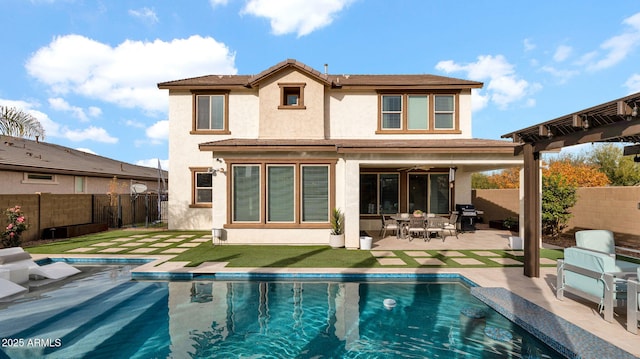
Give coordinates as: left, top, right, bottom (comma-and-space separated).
39, 255, 638, 359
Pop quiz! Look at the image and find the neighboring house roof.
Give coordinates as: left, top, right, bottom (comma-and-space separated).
0, 136, 167, 181
199, 138, 516, 154
157, 59, 483, 90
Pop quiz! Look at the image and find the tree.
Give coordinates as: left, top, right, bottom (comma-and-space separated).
588, 144, 640, 186
544, 157, 609, 187
488, 167, 520, 188
471, 172, 498, 189
541, 173, 577, 240
0, 106, 45, 139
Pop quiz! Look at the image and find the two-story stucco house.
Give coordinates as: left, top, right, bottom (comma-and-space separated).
158, 59, 520, 249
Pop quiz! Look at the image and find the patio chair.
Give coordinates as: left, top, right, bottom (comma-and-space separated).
426, 217, 446, 242
627, 268, 640, 334
557, 246, 638, 322
407, 216, 427, 241
575, 229, 638, 272
379, 215, 399, 238
443, 213, 458, 239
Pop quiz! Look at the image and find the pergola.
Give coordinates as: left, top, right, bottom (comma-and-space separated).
502, 91, 640, 277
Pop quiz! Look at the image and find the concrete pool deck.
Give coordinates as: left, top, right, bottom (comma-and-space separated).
25, 226, 639, 358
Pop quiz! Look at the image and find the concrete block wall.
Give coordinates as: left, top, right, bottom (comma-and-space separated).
473, 187, 640, 243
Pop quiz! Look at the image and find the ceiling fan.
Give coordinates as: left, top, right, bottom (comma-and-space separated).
397, 165, 432, 171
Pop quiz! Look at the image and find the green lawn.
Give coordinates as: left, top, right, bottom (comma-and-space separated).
24, 229, 566, 269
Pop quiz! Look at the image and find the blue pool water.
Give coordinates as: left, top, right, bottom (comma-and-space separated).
0, 266, 562, 358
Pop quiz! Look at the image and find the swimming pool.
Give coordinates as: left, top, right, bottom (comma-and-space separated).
0, 265, 562, 358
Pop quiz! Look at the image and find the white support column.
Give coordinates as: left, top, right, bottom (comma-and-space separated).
343, 160, 361, 249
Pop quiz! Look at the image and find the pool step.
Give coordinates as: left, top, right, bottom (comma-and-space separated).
1, 280, 167, 358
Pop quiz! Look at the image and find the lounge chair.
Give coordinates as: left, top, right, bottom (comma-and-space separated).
628, 268, 639, 334
575, 229, 638, 272
557, 246, 638, 322
0, 247, 80, 284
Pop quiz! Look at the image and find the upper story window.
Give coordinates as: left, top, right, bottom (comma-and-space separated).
278, 83, 306, 109
193, 92, 230, 134
377, 93, 458, 133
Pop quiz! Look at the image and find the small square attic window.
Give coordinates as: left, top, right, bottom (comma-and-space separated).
278, 83, 306, 109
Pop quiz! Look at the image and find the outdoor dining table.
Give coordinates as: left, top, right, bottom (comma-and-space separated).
389, 213, 447, 239
390, 214, 435, 240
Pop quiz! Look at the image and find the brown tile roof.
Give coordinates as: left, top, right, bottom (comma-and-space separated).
0, 136, 167, 180
158, 59, 483, 90
199, 138, 515, 154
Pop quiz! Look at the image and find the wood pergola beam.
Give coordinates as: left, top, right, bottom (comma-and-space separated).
523, 144, 540, 278
514, 120, 640, 155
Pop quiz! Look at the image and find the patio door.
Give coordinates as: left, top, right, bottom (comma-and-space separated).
408, 173, 450, 215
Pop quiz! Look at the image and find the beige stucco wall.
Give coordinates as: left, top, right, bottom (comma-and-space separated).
0, 170, 156, 195
258, 69, 325, 139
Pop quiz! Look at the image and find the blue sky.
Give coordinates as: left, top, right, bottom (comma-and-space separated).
1, 1, 639, 170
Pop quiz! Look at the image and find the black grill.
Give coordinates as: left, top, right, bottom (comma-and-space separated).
455, 204, 477, 232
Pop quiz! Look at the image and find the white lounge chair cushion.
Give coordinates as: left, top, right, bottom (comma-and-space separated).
0, 278, 27, 299
29, 262, 81, 280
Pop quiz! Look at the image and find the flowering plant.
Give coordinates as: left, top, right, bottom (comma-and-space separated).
2, 205, 29, 248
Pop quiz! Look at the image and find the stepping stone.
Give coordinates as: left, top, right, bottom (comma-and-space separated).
112, 237, 136, 242
150, 242, 172, 247
487, 257, 522, 265
178, 242, 200, 248
66, 247, 94, 253
192, 236, 211, 242
98, 247, 127, 253
371, 250, 396, 257
504, 250, 524, 256
152, 234, 171, 238
471, 251, 498, 257
450, 258, 485, 265
138, 237, 163, 242
92, 242, 115, 247
130, 234, 149, 238
413, 258, 447, 266
161, 248, 190, 254
404, 251, 430, 257
120, 242, 142, 247
177, 235, 194, 238
436, 250, 465, 257
164, 237, 187, 242
376, 258, 406, 265
540, 258, 557, 265
129, 248, 157, 253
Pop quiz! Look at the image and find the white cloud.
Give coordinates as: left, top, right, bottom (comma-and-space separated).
146, 120, 168, 143
586, 12, 640, 71
625, 73, 640, 93
25, 35, 237, 113
125, 119, 146, 128
523, 38, 536, 52
48, 97, 101, 122
540, 65, 579, 84
209, 0, 229, 7
0, 98, 60, 138
241, 0, 354, 37
436, 55, 536, 110
128, 7, 159, 24
63, 126, 118, 143
553, 45, 572, 62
